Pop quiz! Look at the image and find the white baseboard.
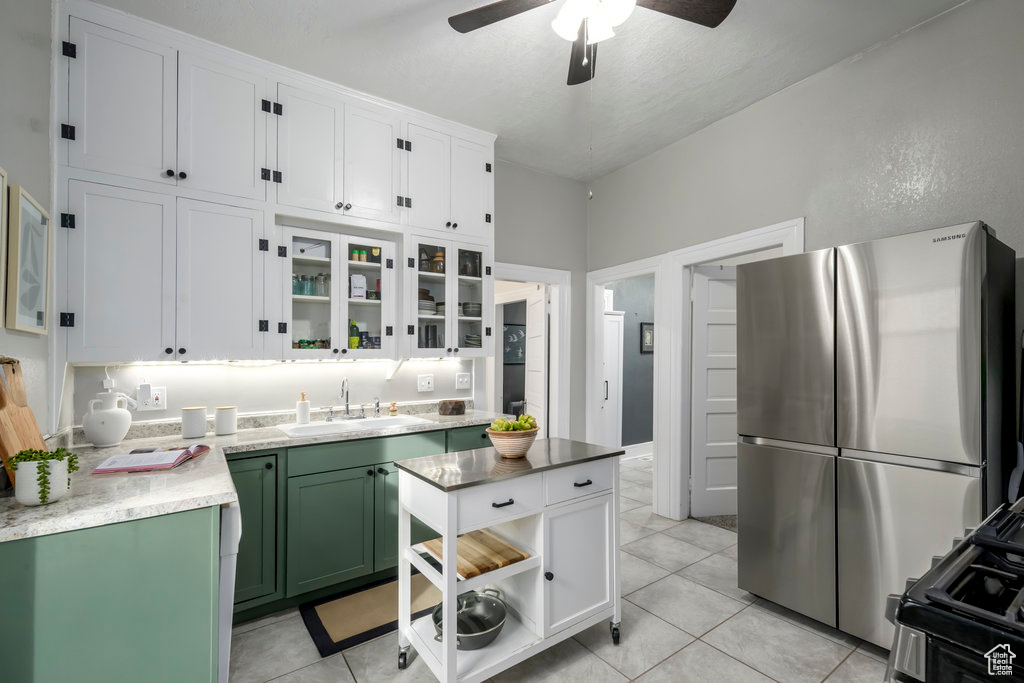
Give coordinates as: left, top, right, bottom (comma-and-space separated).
621, 441, 654, 461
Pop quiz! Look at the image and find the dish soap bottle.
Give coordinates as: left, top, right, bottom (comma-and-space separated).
349, 319, 360, 350
296, 392, 310, 424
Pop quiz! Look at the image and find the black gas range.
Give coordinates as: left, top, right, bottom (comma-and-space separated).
887, 497, 1024, 681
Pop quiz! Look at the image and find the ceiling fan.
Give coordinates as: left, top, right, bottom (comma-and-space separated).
448, 0, 738, 85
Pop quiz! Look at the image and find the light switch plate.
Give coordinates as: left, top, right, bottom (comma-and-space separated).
455, 373, 471, 390
417, 374, 434, 392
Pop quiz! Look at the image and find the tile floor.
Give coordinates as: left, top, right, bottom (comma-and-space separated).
229, 456, 889, 682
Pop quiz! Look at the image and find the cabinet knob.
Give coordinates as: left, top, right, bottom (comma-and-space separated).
178, 171, 187, 179
165, 169, 174, 177
481, 433, 488, 439
335, 202, 344, 210
341, 349, 348, 354
265, 462, 273, 470
367, 469, 375, 476
452, 222, 458, 229
377, 467, 388, 475
544, 571, 554, 581
178, 347, 186, 355
164, 347, 174, 355
445, 222, 452, 228
344, 203, 352, 211
446, 348, 452, 353
453, 348, 459, 353
333, 348, 339, 354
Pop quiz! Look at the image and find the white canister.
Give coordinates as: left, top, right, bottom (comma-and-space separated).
215, 406, 238, 436
181, 407, 207, 439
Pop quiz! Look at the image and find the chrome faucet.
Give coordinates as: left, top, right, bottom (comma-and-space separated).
340, 378, 351, 418
373, 397, 381, 418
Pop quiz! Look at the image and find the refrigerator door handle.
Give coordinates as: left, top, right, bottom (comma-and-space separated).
740, 435, 839, 457
840, 449, 981, 478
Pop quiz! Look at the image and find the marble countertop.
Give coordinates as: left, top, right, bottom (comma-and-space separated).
0, 410, 498, 542
395, 438, 625, 491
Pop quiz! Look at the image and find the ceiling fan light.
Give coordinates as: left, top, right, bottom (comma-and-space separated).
551, 8, 583, 42
601, 0, 636, 27
585, 11, 615, 44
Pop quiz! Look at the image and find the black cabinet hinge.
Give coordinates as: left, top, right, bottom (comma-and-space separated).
61, 124, 76, 140
385, 326, 393, 336
261, 168, 271, 181
485, 162, 492, 173
404, 197, 412, 208
277, 245, 287, 258
485, 266, 491, 276
272, 170, 283, 183
485, 327, 492, 337
60, 213, 75, 229
396, 138, 405, 150
59, 312, 75, 328
273, 102, 283, 116
407, 325, 415, 335
62, 41, 77, 58
258, 238, 269, 251
396, 195, 403, 207
258, 320, 269, 332
385, 258, 394, 269
261, 99, 272, 113
407, 257, 415, 268
485, 213, 492, 223
278, 322, 287, 334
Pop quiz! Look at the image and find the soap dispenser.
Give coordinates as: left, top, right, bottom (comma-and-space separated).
296, 392, 310, 424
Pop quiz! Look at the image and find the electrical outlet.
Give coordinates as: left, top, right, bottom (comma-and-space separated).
455, 373, 471, 390
417, 374, 434, 392
136, 384, 168, 411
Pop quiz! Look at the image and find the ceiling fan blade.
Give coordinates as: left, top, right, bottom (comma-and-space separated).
567, 19, 597, 86
448, 0, 555, 33
636, 0, 737, 28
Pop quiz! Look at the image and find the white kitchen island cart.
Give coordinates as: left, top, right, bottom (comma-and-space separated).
394, 438, 624, 683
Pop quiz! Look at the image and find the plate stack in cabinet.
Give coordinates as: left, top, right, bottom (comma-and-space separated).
283, 226, 396, 359
406, 237, 493, 359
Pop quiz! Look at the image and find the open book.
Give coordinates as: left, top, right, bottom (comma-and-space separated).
92, 444, 211, 474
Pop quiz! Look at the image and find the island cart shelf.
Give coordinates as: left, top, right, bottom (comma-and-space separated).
395, 438, 624, 683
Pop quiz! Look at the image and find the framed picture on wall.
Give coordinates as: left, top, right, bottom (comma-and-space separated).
6, 185, 51, 335
503, 324, 526, 364
640, 322, 654, 354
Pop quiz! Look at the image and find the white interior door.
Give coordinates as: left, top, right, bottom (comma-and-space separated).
178, 52, 267, 200
524, 285, 549, 437
176, 199, 264, 360
600, 312, 624, 448
690, 265, 738, 517
68, 17, 177, 184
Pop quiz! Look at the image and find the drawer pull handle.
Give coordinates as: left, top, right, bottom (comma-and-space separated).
492, 499, 514, 508
573, 479, 593, 488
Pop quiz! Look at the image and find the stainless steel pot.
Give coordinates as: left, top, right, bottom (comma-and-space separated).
431, 588, 507, 650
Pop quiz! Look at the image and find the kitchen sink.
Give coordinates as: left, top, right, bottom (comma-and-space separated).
276, 415, 432, 438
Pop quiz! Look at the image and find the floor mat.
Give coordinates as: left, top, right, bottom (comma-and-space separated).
694, 514, 738, 532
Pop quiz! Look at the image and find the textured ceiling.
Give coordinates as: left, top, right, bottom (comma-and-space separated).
97, 0, 967, 180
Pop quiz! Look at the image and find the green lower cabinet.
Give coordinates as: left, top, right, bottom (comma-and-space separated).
447, 424, 491, 452
229, 454, 278, 603
373, 462, 437, 571
286, 466, 375, 597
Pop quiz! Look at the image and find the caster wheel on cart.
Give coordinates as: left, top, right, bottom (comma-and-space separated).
398, 651, 408, 670
611, 624, 621, 645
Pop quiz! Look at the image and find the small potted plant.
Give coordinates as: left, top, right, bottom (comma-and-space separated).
487, 414, 539, 459
4, 448, 79, 506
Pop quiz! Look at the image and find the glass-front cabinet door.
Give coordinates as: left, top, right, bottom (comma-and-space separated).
283, 226, 396, 359
453, 244, 493, 358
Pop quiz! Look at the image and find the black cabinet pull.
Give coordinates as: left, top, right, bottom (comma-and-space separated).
341, 349, 348, 354
165, 169, 174, 177
544, 571, 554, 581
377, 467, 388, 475
481, 433, 488, 439
492, 499, 514, 508
333, 348, 339, 354
178, 347, 186, 355
604, 380, 609, 400
164, 347, 174, 354
452, 222, 458, 229
335, 202, 344, 210
178, 171, 187, 179
367, 469, 374, 476
445, 221, 452, 228
446, 348, 452, 353
453, 348, 459, 353
265, 462, 273, 470
344, 203, 352, 211
574, 479, 593, 488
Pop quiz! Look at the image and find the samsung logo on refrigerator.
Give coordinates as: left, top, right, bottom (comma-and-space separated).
933, 233, 967, 243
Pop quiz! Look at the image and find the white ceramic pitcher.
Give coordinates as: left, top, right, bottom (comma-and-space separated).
82, 391, 132, 447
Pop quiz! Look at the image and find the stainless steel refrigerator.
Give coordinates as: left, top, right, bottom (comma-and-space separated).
736, 222, 1015, 648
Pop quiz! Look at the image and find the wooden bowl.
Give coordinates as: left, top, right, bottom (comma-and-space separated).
486, 428, 539, 459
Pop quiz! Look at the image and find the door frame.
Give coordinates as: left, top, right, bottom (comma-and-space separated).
483, 263, 571, 439
586, 218, 804, 520
492, 281, 543, 419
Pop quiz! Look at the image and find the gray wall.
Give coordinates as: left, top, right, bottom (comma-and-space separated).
501, 301, 526, 414
0, 0, 53, 431
495, 161, 589, 440
607, 276, 654, 446
588, 0, 1024, 268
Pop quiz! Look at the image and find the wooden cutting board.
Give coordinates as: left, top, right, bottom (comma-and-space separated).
422, 529, 530, 579
0, 357, 48, 488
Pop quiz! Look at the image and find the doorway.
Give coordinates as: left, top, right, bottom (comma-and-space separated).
491, 280, 550, 438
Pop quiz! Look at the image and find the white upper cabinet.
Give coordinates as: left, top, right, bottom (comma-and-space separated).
276, 83, 345, 213
450, 137, 493, 240
176, 200, 265, 360
68, 18, 177, 185
177, 53, 268, 201
66, 181, 176, 362
344, 102, 402, 223
407, 124, 451, 233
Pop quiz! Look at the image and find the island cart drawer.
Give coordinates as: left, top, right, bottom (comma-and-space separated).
457, 473, 543, 531
544, 459, 615, 506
